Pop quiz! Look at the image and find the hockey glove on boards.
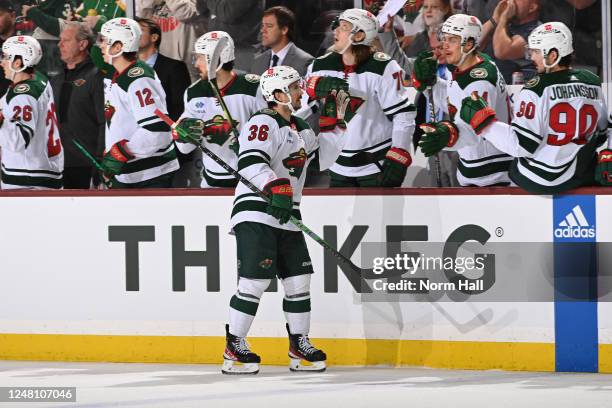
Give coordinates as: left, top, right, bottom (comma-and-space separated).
305, 76, 349, 100
418, 121, 459, 157
174, 117, 205, 144
460, 93, 497, 134
412, 50, 437, 92
101, 139, 134, 177
320, 89, 363, 131
380, 147, 412, 187
264, 178, 294, 224
595, 149, 612, 186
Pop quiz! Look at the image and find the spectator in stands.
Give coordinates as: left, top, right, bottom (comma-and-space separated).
136, 17, 195, 188
137, 0, 204, 80
21, 0, 79, 77
250, 6, 313, 76
489, 0, 541, 83
137, 18, 190, 121
52, 22, 105, 188
382, 0, 453, 59
201, 0, 262, 72
0, 0, 16, 96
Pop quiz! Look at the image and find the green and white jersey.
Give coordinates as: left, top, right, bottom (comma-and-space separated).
0, 75, 63, 189
231, 109, 344, 231
434, 54, 512, 186
104, 61, 179, 185
479, 69, 608, 194
306, 51, 415, 177
177, 73, 267, 187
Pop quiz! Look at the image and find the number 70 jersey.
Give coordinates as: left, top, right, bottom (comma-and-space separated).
507, 69, 608, 192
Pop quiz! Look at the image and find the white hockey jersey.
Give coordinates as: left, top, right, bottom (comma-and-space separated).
0, 74, 63, 189
177, 73, 267, 187
231, 109, 344, 231
306, 51, 415, 178
434, 54, 513, 186
478, 68, 608, 193
104, 61, 179, 184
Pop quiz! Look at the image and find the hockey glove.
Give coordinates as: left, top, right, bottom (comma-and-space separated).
305, 76, 349, 100
264, 178, 294, 224
101, 139, 134, 177
175, 118, 205, 144
412, 50, 437, 92
320, 89, 361, 131
380, 147, 412, 187
418, 121, 459, 157
203, 116, 238, 146
595, 149, 612, 186
460, 93, 497, 134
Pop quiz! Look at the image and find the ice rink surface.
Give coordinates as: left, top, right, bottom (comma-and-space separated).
1, 361, 612, 408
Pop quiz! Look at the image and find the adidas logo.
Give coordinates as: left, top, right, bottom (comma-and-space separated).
554, 205, 595, 238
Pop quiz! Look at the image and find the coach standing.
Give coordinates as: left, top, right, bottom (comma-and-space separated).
52, 22, 105, 188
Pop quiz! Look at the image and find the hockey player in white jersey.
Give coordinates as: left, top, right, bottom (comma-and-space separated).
0, 35, 63, 189
458, 22, 608, 193
174, 31, 267, 187
415, 14, 513, 186
98, 17, 179, 188
223, 66, 355, 374
306, 8, 416, 187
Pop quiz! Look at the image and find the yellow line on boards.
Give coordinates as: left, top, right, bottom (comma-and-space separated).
0, 334, 554, 372
599, 344, 612, 373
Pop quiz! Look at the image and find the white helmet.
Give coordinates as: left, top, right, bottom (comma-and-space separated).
528, 22, 573, 71
2, 36, 42, 72
260, 65, 302, 111
99, 17, 141, 57
334, 8, 379, 53
194, 31, 235, 66
441, 14, 482, 65
441, 14, 483, 47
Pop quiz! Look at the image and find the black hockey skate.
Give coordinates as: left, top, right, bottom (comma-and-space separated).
286, 323, 327, 372
222, 324, 261, 375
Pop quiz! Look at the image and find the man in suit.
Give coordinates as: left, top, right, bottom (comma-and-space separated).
137, 17, 196, 187
250, 6, 313, 76
136, 17, 191, 121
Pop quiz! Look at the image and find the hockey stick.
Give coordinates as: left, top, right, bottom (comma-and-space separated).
72, 138, 112, 188
426, 86, 442, 187
205, 36, 240, 141
155, 109, 375, 288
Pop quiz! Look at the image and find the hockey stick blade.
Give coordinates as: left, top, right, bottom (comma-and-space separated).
206, 36, 228, 82
155, 109, 374, 291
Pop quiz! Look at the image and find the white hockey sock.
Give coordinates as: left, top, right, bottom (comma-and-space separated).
228, 278, 271, 338
281, 275, 311, 335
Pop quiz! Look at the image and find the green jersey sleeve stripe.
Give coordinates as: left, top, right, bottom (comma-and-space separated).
142, 121, 172, 132
238, 148, 271, 161
238, 155, 269, 170
515, 131, 540, 154
137, 115, 160, 124
512, 123, 543, 140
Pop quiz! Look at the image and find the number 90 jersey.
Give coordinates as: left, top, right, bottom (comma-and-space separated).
481, 69, 608, 194
0, 75, 63, 189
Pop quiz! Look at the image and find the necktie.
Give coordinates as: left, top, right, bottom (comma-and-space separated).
271, 54, 279, 67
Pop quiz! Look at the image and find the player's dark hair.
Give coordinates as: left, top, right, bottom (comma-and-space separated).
11, 56, 35, 73
558, 54, 573, 68
351, 44, 374, 66
136, 18, 162, 49
222, 61, 234, 72
263, 6, 296, 42
123, 51, 138, 61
